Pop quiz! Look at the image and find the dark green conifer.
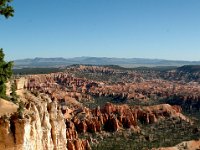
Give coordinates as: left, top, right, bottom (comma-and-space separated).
0, 0, 14, 18
10, 82, 18, 103
0, 49, 13, 98
0, 0, 14, 98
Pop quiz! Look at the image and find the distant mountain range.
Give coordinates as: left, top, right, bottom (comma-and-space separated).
13, 57, 200, 68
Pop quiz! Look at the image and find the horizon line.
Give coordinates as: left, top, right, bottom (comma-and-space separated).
12, 56, 200, 62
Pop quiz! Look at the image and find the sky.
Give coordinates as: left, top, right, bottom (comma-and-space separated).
0, 0, 200, 61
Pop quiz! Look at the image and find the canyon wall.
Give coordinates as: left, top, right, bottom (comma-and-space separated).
0, 93, 67, 150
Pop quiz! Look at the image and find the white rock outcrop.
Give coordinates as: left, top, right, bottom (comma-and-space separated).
0, 97, 67, 150
15, 77, 28, 90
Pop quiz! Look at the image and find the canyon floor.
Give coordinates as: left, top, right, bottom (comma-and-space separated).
1, 65, 200, 150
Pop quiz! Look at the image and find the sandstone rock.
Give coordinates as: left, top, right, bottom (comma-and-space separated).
77, 121, 87, 133
104, 116, 120, 132
0, 94, 67, 150
15, 77, 28, 90
67, 140, 76, 150
67, 139, 91, 150
154, 139, 200, 150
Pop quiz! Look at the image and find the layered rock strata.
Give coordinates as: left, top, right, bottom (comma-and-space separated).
0, 94, 67, 150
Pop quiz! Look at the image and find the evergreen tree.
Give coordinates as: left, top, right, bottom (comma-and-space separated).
10, 81, 18, 103
0, 49, 13, 98
17, 100, 24, 119
0, 0, 14, 98
0, 0, 14, 18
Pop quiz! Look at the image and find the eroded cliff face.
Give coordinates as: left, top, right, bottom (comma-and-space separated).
64, 103, 189, 136
0, 92, 67, 150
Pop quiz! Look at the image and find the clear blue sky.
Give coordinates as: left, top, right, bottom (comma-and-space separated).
0, 0, 200, 61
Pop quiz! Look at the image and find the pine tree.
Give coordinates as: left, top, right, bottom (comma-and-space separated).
17, 100, 24, 119
10, 81, 18, 103
0, 49, 13, 98
0, 0, 14, 18
0, 0, 14, 98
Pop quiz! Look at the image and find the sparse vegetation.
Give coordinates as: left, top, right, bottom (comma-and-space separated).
92, 117, 200, 150
10, 82, 19, 104
13, 67, 64, 75
17, 101, 24, 119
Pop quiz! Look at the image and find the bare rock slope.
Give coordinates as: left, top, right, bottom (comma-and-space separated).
0, 91, 67, 150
